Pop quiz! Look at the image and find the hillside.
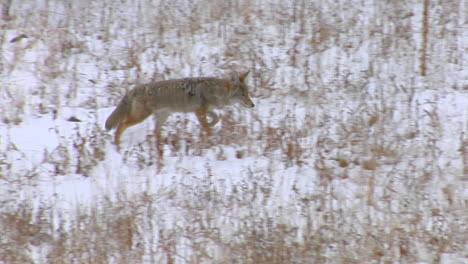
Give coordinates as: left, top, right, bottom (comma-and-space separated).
1, 0, 467, 263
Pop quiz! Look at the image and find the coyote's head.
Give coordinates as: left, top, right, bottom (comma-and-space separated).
230, 71, 255, 108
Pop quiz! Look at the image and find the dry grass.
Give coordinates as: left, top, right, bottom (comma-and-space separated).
1, 0, 467, 263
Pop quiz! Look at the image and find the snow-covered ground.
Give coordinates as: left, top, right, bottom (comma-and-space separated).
1, 0, 467, 263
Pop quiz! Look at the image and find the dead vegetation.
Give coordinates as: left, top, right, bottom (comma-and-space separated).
0, 0, 466, 263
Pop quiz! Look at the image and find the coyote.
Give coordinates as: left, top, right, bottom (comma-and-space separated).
105, 71, 255, 147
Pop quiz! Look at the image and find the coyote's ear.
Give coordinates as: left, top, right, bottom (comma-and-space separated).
231, 72, 241, 87
239, 71, 250, 82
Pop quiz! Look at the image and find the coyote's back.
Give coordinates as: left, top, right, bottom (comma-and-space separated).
105, 71, 254, 147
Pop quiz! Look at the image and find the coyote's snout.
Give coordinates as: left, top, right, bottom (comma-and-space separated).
105, 71, 254, 147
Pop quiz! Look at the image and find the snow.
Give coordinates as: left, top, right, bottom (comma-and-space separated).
1, 0, 467, 263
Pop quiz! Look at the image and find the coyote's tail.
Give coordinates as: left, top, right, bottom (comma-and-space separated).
105, 95, 130, 131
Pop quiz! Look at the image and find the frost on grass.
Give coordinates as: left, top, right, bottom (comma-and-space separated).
1, 0, 467, 263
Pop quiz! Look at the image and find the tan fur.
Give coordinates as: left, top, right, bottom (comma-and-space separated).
105, 71, 254, 148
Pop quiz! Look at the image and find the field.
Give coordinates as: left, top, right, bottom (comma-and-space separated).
0, 0, 467, 263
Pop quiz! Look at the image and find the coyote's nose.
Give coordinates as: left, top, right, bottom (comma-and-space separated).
243, 98, 255, 108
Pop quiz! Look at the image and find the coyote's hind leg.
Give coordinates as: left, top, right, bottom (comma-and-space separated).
195, 105, 212, 135
114, 107, 151, 149
153, 112, 169, 139
153, 112, 169, 158
207, 111, 219, 127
